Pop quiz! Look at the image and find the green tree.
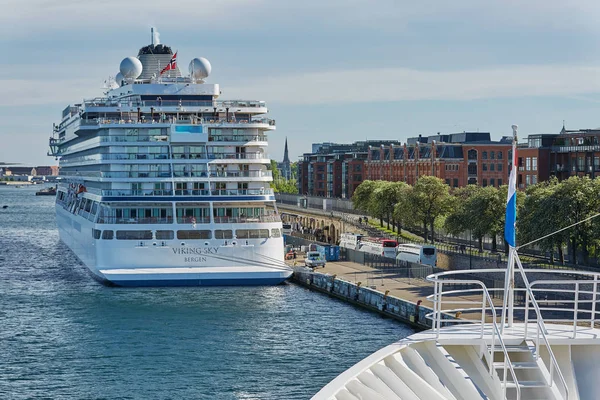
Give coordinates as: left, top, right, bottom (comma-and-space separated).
410, 176, 453, 243
352, 180, 377, 213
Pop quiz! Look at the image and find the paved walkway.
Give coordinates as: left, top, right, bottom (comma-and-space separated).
288, 258, 505, 322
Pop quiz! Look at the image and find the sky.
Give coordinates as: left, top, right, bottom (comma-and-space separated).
3, 0, 600, 166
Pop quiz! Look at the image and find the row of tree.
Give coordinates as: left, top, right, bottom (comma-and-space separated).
352, 176, 600, 264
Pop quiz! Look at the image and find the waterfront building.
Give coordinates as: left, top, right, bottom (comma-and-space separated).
366, 132, 513, 188
298, 141, 400, 198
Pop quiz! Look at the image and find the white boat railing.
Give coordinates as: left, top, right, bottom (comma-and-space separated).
425, 266, 600, 399
429, 276, 521, 399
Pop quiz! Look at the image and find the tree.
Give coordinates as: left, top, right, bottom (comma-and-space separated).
352, 180, 377, 213
409, 176, 452, 243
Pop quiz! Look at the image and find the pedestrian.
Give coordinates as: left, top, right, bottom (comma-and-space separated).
293, 250, 297, 260
358, 217, 362, 225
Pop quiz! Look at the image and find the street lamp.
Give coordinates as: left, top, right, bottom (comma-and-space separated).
469, 228, 472, 270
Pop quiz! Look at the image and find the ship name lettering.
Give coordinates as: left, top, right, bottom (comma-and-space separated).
171, 247, 219, 255
184, 256, 208, 263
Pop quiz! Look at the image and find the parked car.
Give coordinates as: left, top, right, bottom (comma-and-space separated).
304, 251, 326, 268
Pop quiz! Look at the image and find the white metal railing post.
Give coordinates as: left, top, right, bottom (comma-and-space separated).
524, 289, 529, 338
593, 276, 598, 330
573, 282, 579, 339
480, 291, 486, 339
433, 281, 439, 336
437, 282, 443, 337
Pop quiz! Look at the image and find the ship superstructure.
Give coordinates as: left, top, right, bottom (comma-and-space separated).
48, 31, 292, 286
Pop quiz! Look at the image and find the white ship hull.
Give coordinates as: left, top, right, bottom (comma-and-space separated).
57, 206, 292, 286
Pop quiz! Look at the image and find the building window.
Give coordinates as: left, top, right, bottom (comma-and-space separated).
468, 149, 477, 160
468, 177, 477, 185
497, 164, 502, 171
498, 151, 503, 159
526, 175, 531, 186
453, 178, 459, 187
578, 157, 584, 172
498, 179, 502, 186
483, 163, 488, 171
482, 151, 488, 160
482, 179, 488, 187
532, 157, 537, 171
490, 163, 495, 172
532, 175, 538, 184
595, 157, 600, 171
526, 157, 531, 171
490, 178, 495, 186
490, 151, 495, 160
445, 178, 450, 185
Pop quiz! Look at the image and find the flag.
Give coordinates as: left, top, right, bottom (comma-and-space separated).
504, 126, 518, 247
160, 52, 177, 75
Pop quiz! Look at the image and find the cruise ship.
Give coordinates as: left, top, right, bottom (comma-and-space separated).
48, 30, 292, 286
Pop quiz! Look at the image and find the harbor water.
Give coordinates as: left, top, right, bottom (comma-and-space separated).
0, 186, 415, 399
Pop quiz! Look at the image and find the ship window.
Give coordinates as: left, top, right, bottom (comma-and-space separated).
156, 230, 174, 240
91, 202, 98, 215
177, 230, 212, 239
116, 230, 153, 240
214, 230, 233, 239
236, 229, 270, 239
92, 229, 101, 239
102, 230, 114, 240
84, 199, 92, 213
271, 228, 281, 238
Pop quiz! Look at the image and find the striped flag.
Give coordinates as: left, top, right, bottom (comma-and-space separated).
160, 52, 177, 75
504, 125, 518, 247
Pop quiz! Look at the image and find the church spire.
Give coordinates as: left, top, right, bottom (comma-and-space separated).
283, 137, 290, 163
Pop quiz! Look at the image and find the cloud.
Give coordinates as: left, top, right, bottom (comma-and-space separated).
4, 64, 600, 107
226, 65, 600, 104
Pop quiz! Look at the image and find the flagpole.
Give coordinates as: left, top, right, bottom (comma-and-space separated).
501, 124, 518, 331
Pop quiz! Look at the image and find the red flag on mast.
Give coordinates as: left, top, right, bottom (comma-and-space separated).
160, 52, 177, 75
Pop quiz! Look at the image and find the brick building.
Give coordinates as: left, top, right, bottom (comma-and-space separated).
298, 141, 400, 198
298, 126, 600, 198
366, 132, 513, 188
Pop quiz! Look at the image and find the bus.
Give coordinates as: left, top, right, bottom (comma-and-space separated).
339, 232, 364, 250
282, 223, 293, 235
359, 237, 398, 259
396, 243, 437, 266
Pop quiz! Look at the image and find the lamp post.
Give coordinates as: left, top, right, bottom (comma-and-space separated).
469, 229, 472, 270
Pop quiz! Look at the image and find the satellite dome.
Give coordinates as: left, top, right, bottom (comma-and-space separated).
120, 57, 143, 79
115, 72, 124, 87
189, 57, 211, 80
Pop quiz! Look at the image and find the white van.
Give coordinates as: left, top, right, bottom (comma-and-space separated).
305, 251, 326, 268
396, 244, 437, 266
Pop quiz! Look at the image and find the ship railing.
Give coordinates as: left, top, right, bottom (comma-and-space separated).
170, 153, 267, 160
212, 215, 281, 224
100, 171, 172, 178
101, 189, 173, 196
96, 216, 174, 224
427, 273, 521, 399
176, 216, 212, 224
172, 170, 271, 178
100, 188, 274, 197
215, 100, 266, 108
208, 135, 268, 142
99, 135, 169, 143
425, 268, 600, 399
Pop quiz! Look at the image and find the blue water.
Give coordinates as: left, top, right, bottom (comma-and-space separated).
0, 186, 414, 399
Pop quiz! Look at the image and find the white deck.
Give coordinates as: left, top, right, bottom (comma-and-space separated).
314, 260, 600, 400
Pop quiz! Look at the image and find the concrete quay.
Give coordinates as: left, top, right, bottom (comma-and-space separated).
287, 257, 507, 330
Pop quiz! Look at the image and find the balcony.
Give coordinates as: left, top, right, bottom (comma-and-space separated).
96, 216, 174, 224
212, 215, 282, 224
101, 188, 274, 197
208, 135, 268, 143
